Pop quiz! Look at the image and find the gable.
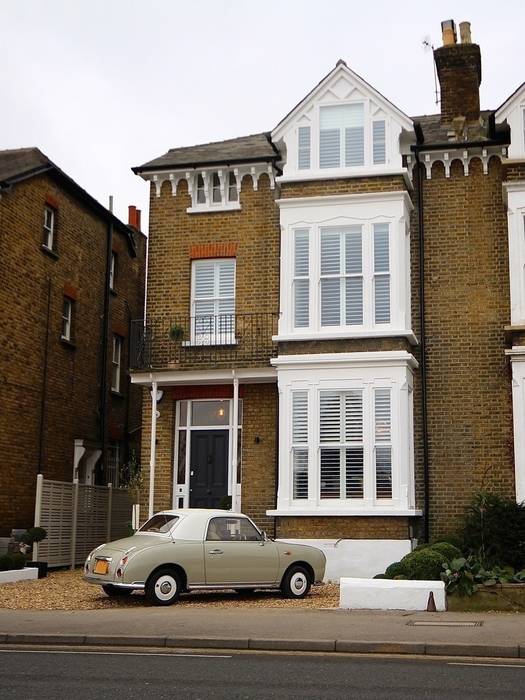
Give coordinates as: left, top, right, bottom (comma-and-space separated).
496, 82, 525, 160
272, 62, 413, 180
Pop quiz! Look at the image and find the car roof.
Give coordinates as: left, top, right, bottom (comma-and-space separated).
149, 509, 254, 541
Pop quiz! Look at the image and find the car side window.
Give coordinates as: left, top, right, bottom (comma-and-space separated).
206, 517, 262, 542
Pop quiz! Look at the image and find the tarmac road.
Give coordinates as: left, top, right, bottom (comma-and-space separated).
1, 648, 525, 699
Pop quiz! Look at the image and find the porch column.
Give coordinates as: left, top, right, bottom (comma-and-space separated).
148, 380, 158, 519
231, 373, 239, 511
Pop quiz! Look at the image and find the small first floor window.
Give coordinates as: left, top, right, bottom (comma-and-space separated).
43, 206, 55, 250
61, 297, 73, 341
111, 335, 123, 392
110, 251, 117, 291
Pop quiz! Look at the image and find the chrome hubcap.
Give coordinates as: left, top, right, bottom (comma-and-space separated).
155, 574, 177, 601
290, 572, 307, 595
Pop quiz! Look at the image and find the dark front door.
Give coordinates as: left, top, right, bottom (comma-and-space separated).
190, 430, 229, 508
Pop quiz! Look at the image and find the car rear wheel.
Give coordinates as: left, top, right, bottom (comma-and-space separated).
145, 567, 182, 606
102, 584, 133, 598
281, 565, 311, 599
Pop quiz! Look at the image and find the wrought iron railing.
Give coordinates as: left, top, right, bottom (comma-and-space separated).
130, 313, 279, 370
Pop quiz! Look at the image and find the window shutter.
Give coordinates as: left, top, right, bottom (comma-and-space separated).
320, 231, 341, 326
375, 388, 392, 498
293, 450, 309, 499
320, 393, 341, 442
320, 448, 340, 498
346, 448, 364, 498
319, 130, 340, 168
373, 120, 386, 164
217, 259, 235, 316
194, 261, 215, 319
298, 126, 311, 169
292, 392, 308, 443
292, 392, 308, 500
345, 228, 363, 325
373, 224, 390, 324
294, 230, 310, 328
344, 390, 363, 441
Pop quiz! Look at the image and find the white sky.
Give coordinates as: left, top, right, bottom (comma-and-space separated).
2, 0, 524, 230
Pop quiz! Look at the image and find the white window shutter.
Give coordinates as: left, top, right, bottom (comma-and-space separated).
344, 390, 363, 441
320, 393, 341, 442
373, 120, 386, 164
373, 224, 390, 324
345, 228, 363, 325
298, 126, 311, 169
293, 230, 309, 328
292, 392, 308, 443
375, 388, 392, 498
292, 392, 309, 500
320, 448, 340, 498
345, 448, 364, 498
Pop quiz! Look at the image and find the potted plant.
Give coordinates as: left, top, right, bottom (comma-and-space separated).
18, 527, 48, 578
168, 323, 184, 341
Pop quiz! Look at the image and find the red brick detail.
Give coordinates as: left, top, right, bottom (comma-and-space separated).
189, 243, 237, 259
63, 282, 78, 300
166, 385, 246, 400
45, 194, 59, 209
112, 321, 128, 337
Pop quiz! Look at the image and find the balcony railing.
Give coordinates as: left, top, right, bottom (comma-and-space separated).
130, 313, 279, 370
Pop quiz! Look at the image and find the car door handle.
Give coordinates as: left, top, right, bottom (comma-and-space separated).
208, 549, 223, 555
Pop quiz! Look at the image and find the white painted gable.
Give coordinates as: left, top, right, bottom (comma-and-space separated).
272, 61, 413, 181
496, 82, 525, 160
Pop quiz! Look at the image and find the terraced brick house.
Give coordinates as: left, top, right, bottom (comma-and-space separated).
0, 148, 146, 537
131, 20, 524, 575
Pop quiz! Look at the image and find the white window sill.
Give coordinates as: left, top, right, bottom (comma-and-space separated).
276, 165, 409, 184
266, 508, 422, 517
182, 339, 239, 348
187, 203, 241, 214
273, 329, 418, 345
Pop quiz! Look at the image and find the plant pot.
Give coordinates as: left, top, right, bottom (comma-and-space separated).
26, 561, 48, 578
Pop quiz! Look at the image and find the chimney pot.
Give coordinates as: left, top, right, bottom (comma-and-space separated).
459, 21, 472, 44
441, 19, 457, 46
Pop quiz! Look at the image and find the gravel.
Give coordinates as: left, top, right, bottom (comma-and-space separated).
0, 570, 339, 611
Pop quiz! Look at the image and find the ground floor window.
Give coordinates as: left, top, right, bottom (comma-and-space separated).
272, 352, 417, 515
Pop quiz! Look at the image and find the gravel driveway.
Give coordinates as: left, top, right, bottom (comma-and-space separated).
0, 570, 339, 611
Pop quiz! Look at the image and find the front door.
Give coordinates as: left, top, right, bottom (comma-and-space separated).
190, 430, 228, 508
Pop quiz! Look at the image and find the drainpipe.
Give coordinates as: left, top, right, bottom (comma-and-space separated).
231, 371, 239, 512
414, 151, 431, 543
37, 278, 52, 473
99, 197, 114, 483
148, 377, 158, 518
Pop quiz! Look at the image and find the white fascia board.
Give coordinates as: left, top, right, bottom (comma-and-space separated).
271, 350, 419, 370
272, 63, 413, 140
276, 167, 413, 189
273, 329, 418, 345
495, 81, 525, 120
130, 367, 277, 386
266, 509, 422, 517
275, 190, 413, 211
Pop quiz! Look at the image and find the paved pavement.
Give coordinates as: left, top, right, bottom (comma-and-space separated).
2, 648, 525, 699
1, 606, 525, 658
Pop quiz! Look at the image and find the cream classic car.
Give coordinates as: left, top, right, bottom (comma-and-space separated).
84, 509, 326, 605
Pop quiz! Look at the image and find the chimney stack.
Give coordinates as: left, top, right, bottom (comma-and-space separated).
128, 205, 141, 231
434, 19, 481, 124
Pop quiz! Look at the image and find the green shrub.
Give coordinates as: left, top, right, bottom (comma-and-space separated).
462, 491, 525, 569
9, 553, 26, 570
0, 554, 12, 571
402, 549, 445, 580
373, 574, 387, 579
429, 542, 462, 562
384, 561, 407, 579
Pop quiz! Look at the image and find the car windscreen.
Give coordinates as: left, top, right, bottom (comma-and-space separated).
139, 514, 179, 534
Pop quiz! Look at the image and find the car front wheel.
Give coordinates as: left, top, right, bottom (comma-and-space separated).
102, 584, 133, 597
281, 565, 311, 599
145, 568, 182, 606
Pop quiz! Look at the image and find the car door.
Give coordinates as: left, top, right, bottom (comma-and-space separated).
204, 516, 279, 585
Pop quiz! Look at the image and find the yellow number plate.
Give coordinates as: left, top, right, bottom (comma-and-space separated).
94, 559, 109, 575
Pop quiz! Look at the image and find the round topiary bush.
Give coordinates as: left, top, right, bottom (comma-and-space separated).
401, 549, 445, 580
0, 554, 12, 572
429, 542, 462, 563
384, 561, 408, 579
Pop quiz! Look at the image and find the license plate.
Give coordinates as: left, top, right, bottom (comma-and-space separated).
94, 559, 109, 575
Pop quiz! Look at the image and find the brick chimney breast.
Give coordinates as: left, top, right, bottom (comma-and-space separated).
434, 21, 481, 125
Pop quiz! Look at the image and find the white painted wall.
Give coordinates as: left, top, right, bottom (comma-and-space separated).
0, 568, 38, 585
339, 577, 446, 611
278, 538, 412, 581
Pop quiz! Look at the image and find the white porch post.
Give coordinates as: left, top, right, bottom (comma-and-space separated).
231, 372, 239, 511
148, 380, 158, 519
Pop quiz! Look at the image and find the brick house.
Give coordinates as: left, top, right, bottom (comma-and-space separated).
0, 148, 146, 536
130, 20, 524, 575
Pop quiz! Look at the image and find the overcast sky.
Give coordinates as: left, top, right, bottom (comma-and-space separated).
2, 0, 524, 229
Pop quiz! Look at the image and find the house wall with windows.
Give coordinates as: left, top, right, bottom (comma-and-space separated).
0, 154, 146, 536
132, 20, 524, 571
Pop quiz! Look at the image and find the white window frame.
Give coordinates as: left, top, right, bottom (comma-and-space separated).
275, 192, 413, 342
269, 351, 419, 517
43, 206, 55, 250
190, 258, 236, 346
109, 251, 117, 291
61, 297, 73, 341
187, 169, 242, 213
505, 183, 525, 325
111, 335, 122, 393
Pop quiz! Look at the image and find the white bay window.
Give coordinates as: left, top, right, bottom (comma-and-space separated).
269, 352, 419, 516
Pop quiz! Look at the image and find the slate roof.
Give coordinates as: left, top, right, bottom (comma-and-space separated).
411, 110, 509, 146
133, 132, 278, 173
0, 147, 51, 185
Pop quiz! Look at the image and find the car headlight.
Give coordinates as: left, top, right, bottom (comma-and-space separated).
116, 548, 136, 578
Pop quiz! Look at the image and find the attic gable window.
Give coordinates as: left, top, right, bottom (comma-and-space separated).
320, 104, 364, 168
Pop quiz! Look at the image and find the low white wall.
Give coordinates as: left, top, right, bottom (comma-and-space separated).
0, 567, 38, 585
340, 577, 446, 611
278, 539, 412, 581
